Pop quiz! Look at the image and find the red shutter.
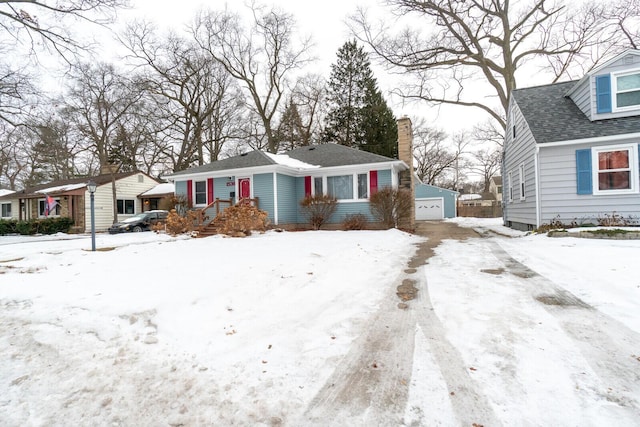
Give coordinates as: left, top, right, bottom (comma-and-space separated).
369, 171, 378, 195
304, 176, 311, 196
187, 180, 193, 206
207, 178, 214, 204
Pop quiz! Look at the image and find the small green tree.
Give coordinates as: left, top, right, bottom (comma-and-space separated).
369, 187, 412, 229
300, 194, 337, 230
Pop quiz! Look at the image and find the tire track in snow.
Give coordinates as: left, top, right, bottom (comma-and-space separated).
488, 241, 640, 416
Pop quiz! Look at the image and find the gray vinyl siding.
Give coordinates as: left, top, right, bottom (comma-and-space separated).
568, 78, 591, 117
503, 100, 538, 228
538, 142, 640, 225
276, 173, 297, 224
589, 53, 640, 121
253, 173, 275, 222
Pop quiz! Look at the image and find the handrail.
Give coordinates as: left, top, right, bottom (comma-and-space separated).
195, 197, 260, 229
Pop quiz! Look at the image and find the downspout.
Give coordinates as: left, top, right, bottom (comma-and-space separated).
272, 172, 279, 225
535, 145, 541, 228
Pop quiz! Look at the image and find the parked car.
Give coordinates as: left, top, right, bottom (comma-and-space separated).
108, 210, 168, 234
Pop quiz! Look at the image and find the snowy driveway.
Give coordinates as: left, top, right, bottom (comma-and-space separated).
1, 221, 639, 426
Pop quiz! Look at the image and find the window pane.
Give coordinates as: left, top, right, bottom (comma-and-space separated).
598, 150, 629, 170
125, 200, 135, 214
598, 171, 630, 190
195, 181, 207, 204
617, 91, 640, 108
617, 73, 640, 91
327, 175, 353, 200
314, 177, 323, 196
117, 199, 124, 214
1, 203, 10, 217
357, 173, 368, 199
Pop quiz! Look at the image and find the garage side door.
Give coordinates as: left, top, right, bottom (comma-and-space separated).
415, 197, 444, 220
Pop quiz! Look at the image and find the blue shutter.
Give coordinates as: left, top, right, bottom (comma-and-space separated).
576, 149, 592, 195
595, 75, 612, 114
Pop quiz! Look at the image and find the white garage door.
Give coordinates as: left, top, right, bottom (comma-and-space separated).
415, 197, 444, 220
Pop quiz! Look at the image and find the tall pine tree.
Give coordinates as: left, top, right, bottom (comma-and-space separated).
323, 40, 397, 158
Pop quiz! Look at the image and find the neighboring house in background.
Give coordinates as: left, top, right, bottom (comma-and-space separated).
489, 176, 502, 202
503, 49, 640, 230
0, 171, 160, 232
162, 143, 408, 228
140, 183, 175, 211
458, 192, 496, 207
0, 189, 16, 220
414, 182, 458, 220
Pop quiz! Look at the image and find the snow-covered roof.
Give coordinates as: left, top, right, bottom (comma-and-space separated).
34, 183, 88, 194
0, 189, 15, 197
459, 194, 482, 201
140, 183, 174, 197
263, 152, 320, 169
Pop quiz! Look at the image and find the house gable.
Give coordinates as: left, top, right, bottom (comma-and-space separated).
566, 50, 640, 121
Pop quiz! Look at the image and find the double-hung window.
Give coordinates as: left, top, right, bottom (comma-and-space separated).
519, 164, 525, 200
1, 202, 11, 218
194, 180, 207, 205
593, 145, 636, 194
117, 199, 135, 215
613, 70, 640, 111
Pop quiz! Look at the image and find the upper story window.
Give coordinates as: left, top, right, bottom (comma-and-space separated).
613, 70, 640, 111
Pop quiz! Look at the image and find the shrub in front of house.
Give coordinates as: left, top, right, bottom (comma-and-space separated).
369, 187, 412, 229
0, 219, 17, 235
164, 209, 199, 236
300, 195, 337, 230
212, 204, 270, 236
1, 218, 74, 235
342, 213, 368, 230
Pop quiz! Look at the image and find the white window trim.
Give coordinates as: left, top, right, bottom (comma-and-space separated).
507, 171, 513, 203
591, 143, 638, 195
193, 179, 208, 207
38, 197, 61, 218
117, 199, 136, 215
311, 172, 370, 202
1, 202, 11, 218
612, 68, 640, 112
519, 163, 526, 201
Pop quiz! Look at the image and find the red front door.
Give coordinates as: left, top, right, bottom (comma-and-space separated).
239, 178, 251, 200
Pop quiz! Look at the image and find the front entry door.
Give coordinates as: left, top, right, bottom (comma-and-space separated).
238, 178, 251, 201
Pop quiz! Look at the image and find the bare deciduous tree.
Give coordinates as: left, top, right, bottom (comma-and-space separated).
122, 23, 247, 171
193, 3, 313, 153
351, 0, 640, 130
0, 0, 128, 60
469, 147, 502, 192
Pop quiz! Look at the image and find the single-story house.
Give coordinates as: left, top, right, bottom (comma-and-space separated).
162, 143, 409, 228
414, 182, 458, 220
503, 48, 640, 230
0, 171, 160, 232
140, 182, 175, 211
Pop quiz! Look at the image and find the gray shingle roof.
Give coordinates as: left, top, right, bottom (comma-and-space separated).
513, 81, 640, 144
286, 143, 397, 166
166, 151, 275, 177
166, 144, 400, 178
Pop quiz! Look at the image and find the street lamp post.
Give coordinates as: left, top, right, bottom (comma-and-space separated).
87, 180, 97, 252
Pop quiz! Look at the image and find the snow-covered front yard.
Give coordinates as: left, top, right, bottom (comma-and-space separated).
1, 219, 639, 426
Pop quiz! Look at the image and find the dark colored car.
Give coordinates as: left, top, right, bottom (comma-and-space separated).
108, 210, 168, 234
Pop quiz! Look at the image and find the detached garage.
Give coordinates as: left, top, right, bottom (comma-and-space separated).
414, 183, 458, 220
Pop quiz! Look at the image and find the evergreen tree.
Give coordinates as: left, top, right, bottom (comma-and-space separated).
323, 40, 397, 158
276, 100, 305, 151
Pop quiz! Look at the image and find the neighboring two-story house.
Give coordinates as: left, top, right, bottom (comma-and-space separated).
503, 49, 640, 230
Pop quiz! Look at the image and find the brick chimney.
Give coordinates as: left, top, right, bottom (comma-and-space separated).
397, 116, 415, 230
